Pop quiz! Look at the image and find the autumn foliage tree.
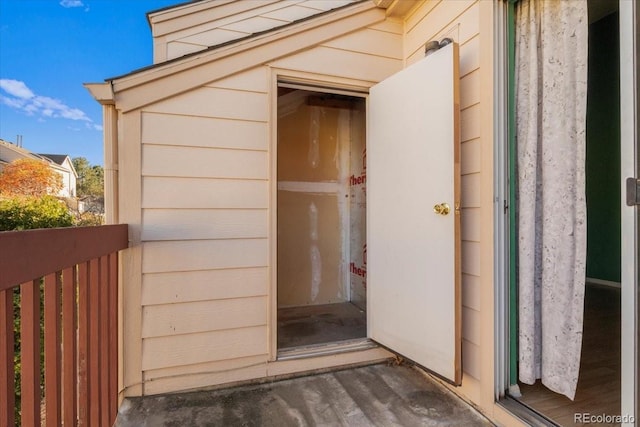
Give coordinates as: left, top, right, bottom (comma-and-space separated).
0, 158, 62, 196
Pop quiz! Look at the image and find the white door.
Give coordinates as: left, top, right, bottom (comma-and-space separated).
367, 42, 461, 384
619, 1, 639, 424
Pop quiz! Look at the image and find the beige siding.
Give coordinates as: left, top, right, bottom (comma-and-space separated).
138, 68, 272, 386
152, 0, 358, 62
144, 87, 268, 121
141, 268, 268, 306
141, 113, 268, 151
142, 239, 268, 273
270, 45, 402, 82
143, 355, 269, 395
142, 178, 268, 209
142, 326, 268, 371
142, 296, 268, 338
133, 21, 405, 392
142, 209, 268, 241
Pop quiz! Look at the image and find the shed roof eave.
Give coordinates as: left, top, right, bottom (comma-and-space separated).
107, 1, 385, 112
84, 83, 115, 106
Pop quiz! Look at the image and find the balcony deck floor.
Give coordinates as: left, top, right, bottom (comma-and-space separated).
116, 363, 493, 426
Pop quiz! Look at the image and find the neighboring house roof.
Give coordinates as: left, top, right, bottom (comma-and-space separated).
0, 138, 48, 163
0, 139, 77, 178
38, 154, 69, 166
39, 154, 78, 179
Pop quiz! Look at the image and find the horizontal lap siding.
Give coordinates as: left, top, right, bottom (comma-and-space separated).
405, 0, 483, 391
157, 0, 357, 62
142, 296, 268, 338
139, 68, 270, 385
142, 326, 267, 371
269, 21, 402, 80
141, 268, 268, 306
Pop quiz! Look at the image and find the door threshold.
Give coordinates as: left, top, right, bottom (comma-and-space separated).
277, 338, 377, 361
498, 395, 561, 427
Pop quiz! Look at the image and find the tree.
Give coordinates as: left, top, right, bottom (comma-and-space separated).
72, 157, 104, 197
0, 158, 62, 197
0, 195, 74, 231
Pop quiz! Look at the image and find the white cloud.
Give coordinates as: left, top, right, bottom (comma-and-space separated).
0, 79, 101, 131
60, 0, 84, 8
0, 79, 34, 99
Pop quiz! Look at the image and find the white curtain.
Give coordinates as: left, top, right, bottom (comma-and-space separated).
516, 0, 588, 400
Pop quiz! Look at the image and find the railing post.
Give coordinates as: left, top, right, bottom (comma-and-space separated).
78, 262, 90, 427
108, 252, 119, 425
0, 289, 14, 427
21, 279, 41, 427
62, 266, 77, 427
89, 258, 101, 426
44, 272, 63, 427
100, 255, 110, 426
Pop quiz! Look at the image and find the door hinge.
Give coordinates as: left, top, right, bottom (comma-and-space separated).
626, 177, 640, 206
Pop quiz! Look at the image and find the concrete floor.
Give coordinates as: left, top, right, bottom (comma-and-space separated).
278, 302, 367, 349
116, 363, 493, 427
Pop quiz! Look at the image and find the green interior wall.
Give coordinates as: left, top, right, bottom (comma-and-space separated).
586, 12, 621, 283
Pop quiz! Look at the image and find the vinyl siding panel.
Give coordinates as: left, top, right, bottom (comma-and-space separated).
462, 273, 481, 312
144, 87, 268, 122
141, 112, 267, 151
461, 103, 481, 142
461, 138, 480, 175
142, 145, 268, 179
141, 267, 268, 306
142, 239, 268, 274
461, 207, 480, 243
204, 67, 269, 93
461, 173, 481, 208
270, 45, 402, 83
142, 296, 268, 338
142, 177, 269, 209
462, 339, 481, 379
152, 0, 359, 62
138, 68, 272, 380
462, 306, 481, 346
405, 0, 478, 59
142, 209, 268, 241
460, 69, 480, 110
461, 241, 481, 278
322, 27, 403, 59
142, 326, 268, 371
143, 356, 268, 395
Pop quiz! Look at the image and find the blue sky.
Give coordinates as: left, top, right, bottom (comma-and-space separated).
0, 0, 182, 165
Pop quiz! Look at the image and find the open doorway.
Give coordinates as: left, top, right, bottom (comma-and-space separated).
511, 2, 622, 425
276, 86, 367, 351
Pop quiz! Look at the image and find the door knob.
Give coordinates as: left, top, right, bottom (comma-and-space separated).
433, 203, 450, 215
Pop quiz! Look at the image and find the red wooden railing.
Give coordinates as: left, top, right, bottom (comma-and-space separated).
0, 225, 128, 427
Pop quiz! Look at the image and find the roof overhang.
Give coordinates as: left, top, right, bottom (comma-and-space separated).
84, 83, 115, 105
